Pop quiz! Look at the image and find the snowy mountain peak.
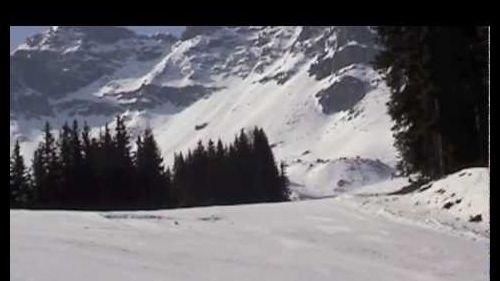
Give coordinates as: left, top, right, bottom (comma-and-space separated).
22, 26, 138, 51
11, 26, 379, 118
11, 26, 397, 197
181, 26, 225, 40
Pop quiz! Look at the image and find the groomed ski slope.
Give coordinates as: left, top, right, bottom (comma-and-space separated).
10, 195, 488, 281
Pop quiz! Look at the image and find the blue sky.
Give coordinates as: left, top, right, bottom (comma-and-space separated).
10, 26, 186, 51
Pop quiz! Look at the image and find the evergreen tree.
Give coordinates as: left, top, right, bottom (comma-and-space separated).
234, 129, 253, 203
192, 140, 208, 205
58, 122, 73, 206
33, 122, 60, 207
135, 128, 169, 208
10, 140, 32, 208
374, 27, 489, 180
135, 135, 145, 205
205, 139, 217, 204
165, 167, 175, 207
252, 128, 288, 202
113, 115, 136, 207
81, 122, 98, 207
173, 152, 188, 207
213, 139, 228, 204
70, 120, 84, 206
99, 123, 114, 207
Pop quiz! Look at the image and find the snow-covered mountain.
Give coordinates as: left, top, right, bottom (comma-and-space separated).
10, 27, 490, 281
10, 26, 397, 197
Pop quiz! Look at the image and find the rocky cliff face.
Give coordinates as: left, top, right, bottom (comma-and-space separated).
10, 26, 176, 117
11, 26, 379, 118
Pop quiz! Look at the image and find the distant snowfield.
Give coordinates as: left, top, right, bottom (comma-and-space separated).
10, 169, 489, 281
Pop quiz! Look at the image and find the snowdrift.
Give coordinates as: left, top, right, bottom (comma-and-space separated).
348, 168, 490, 238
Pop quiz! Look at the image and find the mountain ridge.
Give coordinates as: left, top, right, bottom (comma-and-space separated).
10, 26, 396, 197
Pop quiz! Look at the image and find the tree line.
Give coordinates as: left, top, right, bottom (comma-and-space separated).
373, 26, 488, 181
10, 116, 290, 210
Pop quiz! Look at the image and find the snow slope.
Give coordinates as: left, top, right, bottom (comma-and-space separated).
347, 168, 490, 238
10, 196, 489, 281
140, 61, 396, 196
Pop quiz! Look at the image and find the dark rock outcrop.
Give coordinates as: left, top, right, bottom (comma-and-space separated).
315, 76, 372, 114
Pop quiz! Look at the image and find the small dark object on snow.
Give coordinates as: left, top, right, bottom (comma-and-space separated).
270, 141, 284, 148
337, 179, 350, 187
418, 184, 432, 192
195, 123, 208, 130
469, 214, 482, 222
389, 180, 430, 195
443, 202, 454, 209
174, 221, 179, 225
199, 215, 221, 222
302, 150, 311, 155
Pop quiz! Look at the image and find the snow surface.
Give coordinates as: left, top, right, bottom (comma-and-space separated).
288, 157, 394, 198
348, 168, 490, 238
10, 193, 489, 281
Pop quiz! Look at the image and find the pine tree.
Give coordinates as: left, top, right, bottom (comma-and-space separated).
173, 152, 188, 207
165, 167, 175, 207
374, 27, 489, 180
234, 129, 253, 203
135, 128, 169, 208
10, 140, 32, 208
58, 122, 73, 206
252, 128, 288, 202
205, 139, 217, 204
250, 127, 266, 201
374, 27, 435, 179
113, 115, 136, 208
70, 120, 84, 207
226, 142, 240, 203
213, 139, 227, 204
99, 123, 114, 207
32, 149, 43, 205
33, 122, 60, 207
135, 135, 145, 205
81, 122, 98, 208
192, 140, 208, 205
425, 27, 489, 171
